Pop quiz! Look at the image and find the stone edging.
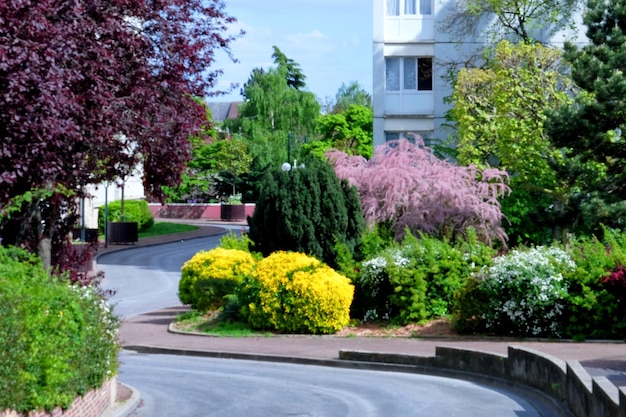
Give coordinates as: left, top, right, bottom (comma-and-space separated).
339, 346, 625, 417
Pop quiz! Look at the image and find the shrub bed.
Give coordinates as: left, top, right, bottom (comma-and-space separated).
354, 230, 494, 324
237, 251, 354, 334
97, 199, 154, 232
179, 248, 256, 311
0, 246, 119, 413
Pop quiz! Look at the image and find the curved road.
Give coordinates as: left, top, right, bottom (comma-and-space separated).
98, 236, 566, 417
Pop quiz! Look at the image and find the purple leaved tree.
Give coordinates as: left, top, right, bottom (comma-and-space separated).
0, 0, 241, 269
326, 138, 510, 245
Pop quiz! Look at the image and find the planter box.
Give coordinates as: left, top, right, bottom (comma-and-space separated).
72, 228, 99, 243
220, 204, 246, 221
107, 222, 138, 244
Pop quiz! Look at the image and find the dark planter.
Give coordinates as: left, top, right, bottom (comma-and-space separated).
220, 204, 246, 221
107, 222, 138, 244
72, 228, 99, 243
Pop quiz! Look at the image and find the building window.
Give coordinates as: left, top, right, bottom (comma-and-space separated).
385, 131, 432, 144
387, 0, 431, 16
386, 57, 433, 92
387, 0, 400, 15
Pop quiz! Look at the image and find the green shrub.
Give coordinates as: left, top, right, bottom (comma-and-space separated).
355, 230, 494, 324
97, 199, 154, 232
562, 229, 626, 339
179, 248, 256, 311
237, 251, 354, 334
247, 158, 364, 268
219, 230, 261, 259
455, 246, 573, 337
0, 246, 119, 412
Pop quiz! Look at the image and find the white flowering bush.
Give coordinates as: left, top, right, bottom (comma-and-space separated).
356, 250, 409, 321
354, 231, 495, 323
476, 246, 574, 337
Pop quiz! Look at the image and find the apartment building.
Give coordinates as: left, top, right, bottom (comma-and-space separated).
372, 0, 587, 146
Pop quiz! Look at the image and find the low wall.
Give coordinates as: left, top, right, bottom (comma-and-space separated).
339, 346, 626, 417
149, 203, 255, 221
0, 378, 116, 417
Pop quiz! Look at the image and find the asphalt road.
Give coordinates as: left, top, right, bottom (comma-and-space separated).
99, 236, 569, 417
99, 235, 224, 318
119, 351, 551, 417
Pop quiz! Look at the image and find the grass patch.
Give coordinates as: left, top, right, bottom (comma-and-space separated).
138, 222, 199, 239
174, 310, 271, 337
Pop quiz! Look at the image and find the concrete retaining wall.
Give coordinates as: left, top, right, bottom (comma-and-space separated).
0, 378, 116, 417
339, 346, 625, 417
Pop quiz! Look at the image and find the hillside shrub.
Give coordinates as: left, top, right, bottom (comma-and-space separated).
355, 230, 494, 324
179, 248, 256, 311
562, 229, 626, 339
247, 158, 364, 268
0, 246, 119, 412
237, 251, 354, 334
97, 199, 154, 232
454, 246, 573, 337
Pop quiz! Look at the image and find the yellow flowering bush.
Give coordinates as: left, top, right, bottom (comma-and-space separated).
179, 248, 256, 310
237, 251, 354, 334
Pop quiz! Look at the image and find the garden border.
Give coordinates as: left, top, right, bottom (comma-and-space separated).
0, 378, 116, 417
340, 346, 625, 417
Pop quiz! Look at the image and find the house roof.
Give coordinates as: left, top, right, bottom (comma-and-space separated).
206, 101, 241, 123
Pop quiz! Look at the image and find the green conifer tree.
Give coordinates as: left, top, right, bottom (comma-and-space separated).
248, 158, 364, 267
546, 0, 626, 234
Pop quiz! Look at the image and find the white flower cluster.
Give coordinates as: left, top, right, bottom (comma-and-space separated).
360, 250, 410, 292
479, 246, 573, 336
69, 284, 119, 371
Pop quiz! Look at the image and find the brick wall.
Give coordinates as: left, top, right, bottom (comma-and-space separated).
0, 378, 116, 417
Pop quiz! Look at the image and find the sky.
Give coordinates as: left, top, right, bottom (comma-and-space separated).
210, 0, 373, 104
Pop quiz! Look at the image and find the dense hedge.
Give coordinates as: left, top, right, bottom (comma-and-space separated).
0, 246, 119, 412
179, 248, 256, 311
237, 251, 354, 334
97, 199, 154, 232
247, 158, 364, 268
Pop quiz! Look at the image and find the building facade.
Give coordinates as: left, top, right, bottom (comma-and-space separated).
372, 0, 587, 147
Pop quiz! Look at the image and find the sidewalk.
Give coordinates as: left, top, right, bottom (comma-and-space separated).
96, 220, 626, 386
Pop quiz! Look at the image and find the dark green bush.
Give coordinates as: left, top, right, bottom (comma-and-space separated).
97, 199, 154, 232
247, 158, 364, 267
0, 246, 119, 412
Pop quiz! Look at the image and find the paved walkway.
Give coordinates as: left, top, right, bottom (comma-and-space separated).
96, 220, 626, 388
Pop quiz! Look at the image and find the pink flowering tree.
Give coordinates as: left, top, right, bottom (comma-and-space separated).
326, 137, 510, 246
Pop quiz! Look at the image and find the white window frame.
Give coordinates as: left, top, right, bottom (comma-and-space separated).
385, 131, 433, 145
385, 57, 433, 92
386, 0, 432, 16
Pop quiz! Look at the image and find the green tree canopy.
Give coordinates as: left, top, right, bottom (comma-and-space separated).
450, 40, 576, 243
308, 104, 373, 159
440, 0, 582, 43
546, 0, 626, 235
333, 81, 372, 114
271, 46, 306, 90
224, 48, 320, 170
